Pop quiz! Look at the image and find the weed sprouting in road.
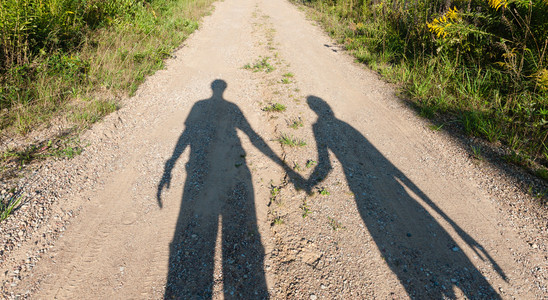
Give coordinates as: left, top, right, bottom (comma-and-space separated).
262, 103, 286, 112
328, 217, 345, 231
0, 192, 22, 222
278, 133, 306, 147
289, 118, 304, 129
301, 200, 311, 218
305, 160, 316, 168
243, 56, 275, 73
318, 187, 330, 195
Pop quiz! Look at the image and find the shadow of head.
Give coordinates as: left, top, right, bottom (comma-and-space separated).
307, 96, 334, 117
211, 79, 227, 99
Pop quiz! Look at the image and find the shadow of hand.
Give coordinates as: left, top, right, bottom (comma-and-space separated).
156, 173, 171, 209
284, 166, 311, 194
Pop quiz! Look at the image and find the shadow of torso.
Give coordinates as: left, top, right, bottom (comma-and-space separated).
309, 96, 501, 299
164, 97, 268, 299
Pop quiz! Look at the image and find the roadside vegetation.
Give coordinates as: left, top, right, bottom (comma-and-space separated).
0, 0, 214, 221
293, 0, 548, 178
0, 0, 213, 137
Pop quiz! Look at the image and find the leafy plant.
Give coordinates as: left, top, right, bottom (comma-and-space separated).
301, 201, 311, 218
0, 0, 213, 135
318, 187, 330, 195
243, 56, 275, 73
305, 160, 316, 168
278, 133, 306, 147
289, 118, 304, 129
262, 103, 286, 112
272, 216, 284, 225
328, 217, 345, 231
293, 0, 548, 172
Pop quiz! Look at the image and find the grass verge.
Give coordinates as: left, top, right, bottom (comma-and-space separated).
291, 0, 548, 183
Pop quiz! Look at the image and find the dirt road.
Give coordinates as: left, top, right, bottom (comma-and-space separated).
2, 0, 546, 298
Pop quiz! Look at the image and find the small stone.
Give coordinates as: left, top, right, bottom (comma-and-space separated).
531, 244, 538, 249
310, 295, 317, 300
451, 278, 457, 283
320, 284, 327, 289
452, 247, 459, 252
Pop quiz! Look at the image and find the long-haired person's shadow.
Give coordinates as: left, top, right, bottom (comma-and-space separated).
157, 80, 297, 299
306, 96, 505, 299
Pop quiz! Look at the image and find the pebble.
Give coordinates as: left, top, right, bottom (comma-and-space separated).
310, 294, 317, 300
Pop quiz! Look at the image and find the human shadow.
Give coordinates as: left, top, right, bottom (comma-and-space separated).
157, 80, 300, 299
306, 96, 505, 299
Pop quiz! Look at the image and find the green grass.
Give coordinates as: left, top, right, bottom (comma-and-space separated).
269, 185, 283, 206
301, 201, 311, 218
305, 160, 317, 168
262, 103, 286, 112
289, 118, 304, 129
318, 187, 330, 195
471, 145, 483, 161
0, 192, 22, 222
281, 78, 292, 84
328, 217, 345, 231
278, 133, 306, 147
272, 216, 284, 225
536, 169, 548, 180
1, 136, 85, 179
0, 0, 214, 136
243, 56, 275, 73
292, 0, 548, 181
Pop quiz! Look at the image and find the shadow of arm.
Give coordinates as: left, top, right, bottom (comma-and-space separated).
399, 176, 507, 281
308, 135, 331, 190
157, 132, 190, 208
238, 116, 307, 190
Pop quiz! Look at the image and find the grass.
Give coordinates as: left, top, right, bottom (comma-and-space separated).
292, 0, 548, 183
305, 160, 317, 168
269, 184, 283, 206
0, 192, 22, 222
262, 103, 286, 112
289, 118, 304, 129
328, 217, 345, 231
301, 200, 311, 218
471, 145, 483, 161
278, 133, 306, 147
243, 56, 275, 73
1, 136, 84, 179
0, 0, 214, 137
536, 169, 548, 181
428, 124, 444, 131
281, 78, 292, 84
318, 187, 330, 195
272, 216, 284, 225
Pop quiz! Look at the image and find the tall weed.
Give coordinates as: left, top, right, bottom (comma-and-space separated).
0, 0, 212, 135
295, 0, 548, 168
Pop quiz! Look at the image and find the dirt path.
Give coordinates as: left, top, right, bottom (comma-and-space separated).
2, 0, 546, 298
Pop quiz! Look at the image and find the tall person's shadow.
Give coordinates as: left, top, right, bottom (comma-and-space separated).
157, 80, 299, 299
306, 96, 505, 299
